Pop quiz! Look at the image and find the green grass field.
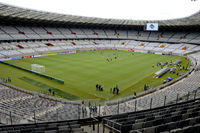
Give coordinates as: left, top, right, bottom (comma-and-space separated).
0, 50, 190, 102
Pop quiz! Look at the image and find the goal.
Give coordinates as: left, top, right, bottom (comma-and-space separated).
31, 64, 45, 73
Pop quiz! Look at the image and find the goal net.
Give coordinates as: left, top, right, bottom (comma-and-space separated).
31, 64, 45, 73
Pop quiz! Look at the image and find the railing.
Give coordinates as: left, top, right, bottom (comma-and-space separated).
103, 118, 122, 133
0, 81, 81, 105
103, 90, 200, 133
0, 80, 82, 125
0, 87, 199, 126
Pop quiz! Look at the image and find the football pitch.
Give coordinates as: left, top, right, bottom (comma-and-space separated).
0, 50, 189, 102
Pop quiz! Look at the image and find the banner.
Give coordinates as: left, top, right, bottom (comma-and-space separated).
123, 49, 128, 51
0, 58, 12, 61
0, 50, 79, 61
11, 57, 22, 60
69, 51, 76, 53
128, 49, 134, 52
22, 56, 32, 59
46, 53, 57, 56
57, 52, 65, 55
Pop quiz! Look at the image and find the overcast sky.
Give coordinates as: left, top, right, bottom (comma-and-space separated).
0, 0, 200, 20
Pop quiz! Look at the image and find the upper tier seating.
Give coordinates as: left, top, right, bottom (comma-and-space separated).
0, 26, 27, 40
82, 29, 97, 38
148, 32, 162, 41
105, 30, 117, 39
168, 32, 187, 42
93, 29, 107, 38
117, 30, 128, 39
0, 25, 200, 45
0, 39, 199, 58
180, 32, 200, 43
137, 31, 150, 41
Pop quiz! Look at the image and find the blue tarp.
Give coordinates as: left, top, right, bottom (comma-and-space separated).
167, 77, 173, 81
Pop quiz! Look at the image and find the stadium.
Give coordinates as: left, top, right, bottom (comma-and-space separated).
0, 1, 200, 133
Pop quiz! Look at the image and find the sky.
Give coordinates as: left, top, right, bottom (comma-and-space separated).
0, 0, 200, 20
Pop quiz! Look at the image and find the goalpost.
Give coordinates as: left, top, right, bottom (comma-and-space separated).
31, 64, 45, 73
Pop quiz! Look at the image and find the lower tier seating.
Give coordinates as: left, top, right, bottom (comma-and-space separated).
0, 120, 86, 133
103, 99, 200, 133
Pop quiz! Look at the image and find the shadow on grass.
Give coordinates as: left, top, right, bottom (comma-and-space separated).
19, 76, 79, 100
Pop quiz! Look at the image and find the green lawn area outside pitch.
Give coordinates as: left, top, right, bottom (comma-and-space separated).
0, 50, 190, 102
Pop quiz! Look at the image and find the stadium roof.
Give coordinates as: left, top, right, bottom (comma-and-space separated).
0, 3, 199, 27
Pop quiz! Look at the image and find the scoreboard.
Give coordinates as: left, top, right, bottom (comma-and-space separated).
146, 23, 159, 31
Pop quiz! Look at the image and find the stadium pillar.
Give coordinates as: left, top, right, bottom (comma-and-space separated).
78, 105, 80, 119
97, 104, 100, 133
90, 108, 91, 118
99, 104, 100, 116
97, 121, 99, 133
187, 91, 190, 101
56, 109, 58, 122
150, 98, 153, 109
102, 119, 105, 133
10, 111, 12, 125
176, 94, 179, 104
92, 120, 95, 131
117, 101, 119, 114
164, 96, 167, 106
164, 96, 166, 106
194, 90, 197, 100
34, 111, 36, 124
135, 100, 137, 112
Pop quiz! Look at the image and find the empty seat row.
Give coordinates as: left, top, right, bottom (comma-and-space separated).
104, 99, 200, 133
0, 120, 86, 133
0, 25, 200, 44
